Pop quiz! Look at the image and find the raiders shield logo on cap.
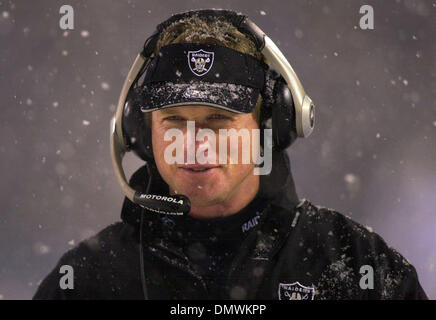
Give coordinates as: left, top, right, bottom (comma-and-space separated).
187, 49, 214, 76
278, 282, 316, 300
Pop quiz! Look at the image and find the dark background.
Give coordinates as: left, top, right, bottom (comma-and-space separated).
0, 0, 435, 299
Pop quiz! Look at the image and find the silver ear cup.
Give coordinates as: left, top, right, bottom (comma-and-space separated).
110, 117, 135, 201
114, 54, 147, 152
298, 95, 315, 138
261, 36, 315, 139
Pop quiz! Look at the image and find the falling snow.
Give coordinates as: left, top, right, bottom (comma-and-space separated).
101, 82, 110, 90
80, 30, 90, 38
1, 1, 434, 300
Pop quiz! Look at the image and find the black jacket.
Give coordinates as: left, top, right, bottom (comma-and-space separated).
33, 152, 427, 300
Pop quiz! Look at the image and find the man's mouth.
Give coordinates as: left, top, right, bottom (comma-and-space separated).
185, 168, 210, 172
178, 165, 221, 174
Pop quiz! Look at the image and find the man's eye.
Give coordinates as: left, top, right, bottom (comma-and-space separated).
164, 116, 185, 121
208, 114, 231, 120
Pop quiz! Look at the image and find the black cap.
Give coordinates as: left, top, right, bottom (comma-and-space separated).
138, 43, 268, 114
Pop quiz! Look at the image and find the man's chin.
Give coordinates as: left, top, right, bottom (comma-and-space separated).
173, 186, 225, 207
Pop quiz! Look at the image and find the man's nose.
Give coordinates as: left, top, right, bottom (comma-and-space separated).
183, 125, 217, 163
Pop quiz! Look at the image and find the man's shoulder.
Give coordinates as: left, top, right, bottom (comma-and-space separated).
294, 199, 386, 240
33, 221, 139, 299
60, 221, 137, 265
295, 198, 368, 231
293, 198, 411, 265
283, 199, 427, 299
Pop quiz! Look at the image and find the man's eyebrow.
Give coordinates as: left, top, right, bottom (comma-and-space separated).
159, 108, 180, 115
209, 109, 236, 117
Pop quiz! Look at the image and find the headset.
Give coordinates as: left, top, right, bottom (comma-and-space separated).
110, 9, 315, 216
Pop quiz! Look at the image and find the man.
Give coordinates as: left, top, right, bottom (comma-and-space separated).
33, 9, 427, 300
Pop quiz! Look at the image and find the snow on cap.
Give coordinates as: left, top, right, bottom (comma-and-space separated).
138, 43, 268, 114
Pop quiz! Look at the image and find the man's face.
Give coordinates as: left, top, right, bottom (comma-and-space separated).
151, 105, 260, 214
